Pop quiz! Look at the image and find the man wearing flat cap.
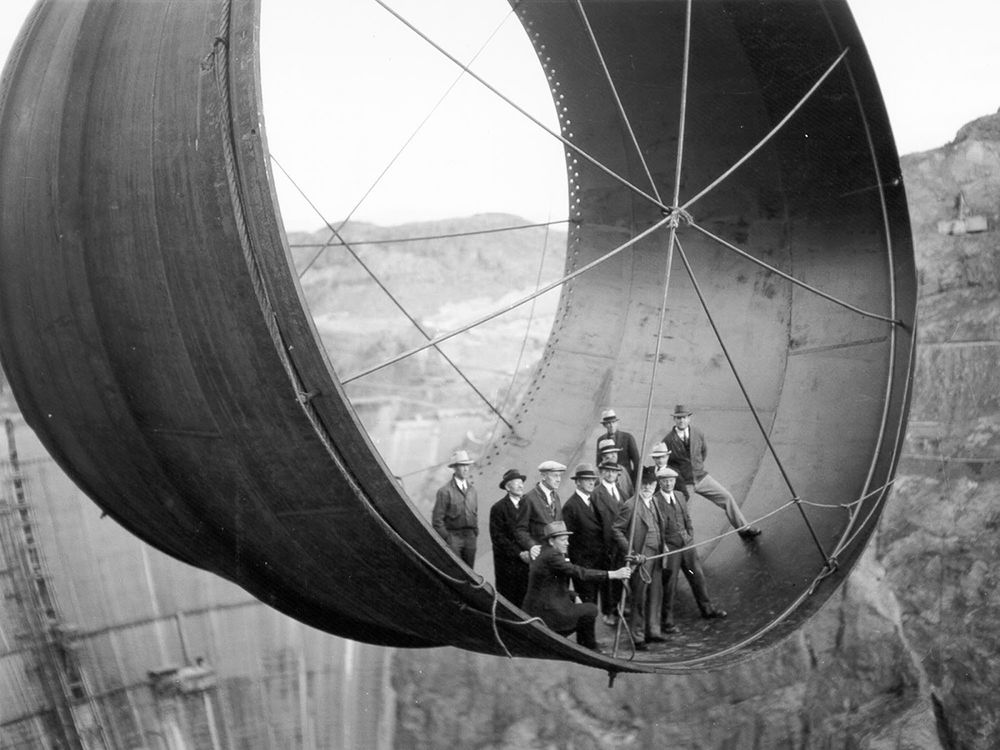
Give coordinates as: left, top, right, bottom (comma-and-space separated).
515, 460, 566, 561
663, 404, 761, 540
594, 408, 641, 486
561, 463, 617, 612
489, 468, 532, 606
432, 450, 479, 567
655, 465, 726, 633
521, 521, 632, 651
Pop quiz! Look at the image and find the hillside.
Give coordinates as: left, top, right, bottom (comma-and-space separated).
289, 213, 566, 420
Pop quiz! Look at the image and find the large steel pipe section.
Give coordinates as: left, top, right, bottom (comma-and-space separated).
0, 0, 575, 665
0, 0, 915, 672
478, 0, 916, 664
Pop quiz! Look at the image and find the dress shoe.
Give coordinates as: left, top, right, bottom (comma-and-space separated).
662, 623, 680, 634
702, 609, 728, 619
602, 614, 617, 627
646, 634, 667, 643
738, 526, 762, 540
634, 641, 648, 651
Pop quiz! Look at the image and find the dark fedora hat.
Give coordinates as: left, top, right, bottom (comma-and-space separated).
672, 404, 693, 416
640, 465, 658, 485
498, 468, 526, 490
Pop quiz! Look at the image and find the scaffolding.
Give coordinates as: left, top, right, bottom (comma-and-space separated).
0, 414, 395, 750
0, 419, 110, 749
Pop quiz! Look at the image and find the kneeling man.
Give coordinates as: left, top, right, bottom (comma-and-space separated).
522, 521, 631, 651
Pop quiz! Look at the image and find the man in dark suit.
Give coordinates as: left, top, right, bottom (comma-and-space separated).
431, 449, 479, 566
597, 437, 634, 498
663, 404, 761, 540
515, 460, 565, 561
612, 466, 670, 649
655, 466, 727, 632
521, 521, 631, 651
561, 463, 617, 611
593, 459, 626, 625
594, 408, 641, 482
489, 468, 532, 606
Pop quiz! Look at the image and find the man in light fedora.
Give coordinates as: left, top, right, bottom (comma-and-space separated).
521, 521, 632, 651
594, 408, 640, 484
515, 460, 566, 561
649, 441, 671, 473
561, 463, 617, 612
663, 404, 761, 540
489, 468, 532, 606
432, 449, 479, 567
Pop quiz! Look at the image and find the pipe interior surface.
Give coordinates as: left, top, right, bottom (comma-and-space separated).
0, 0, 916, 672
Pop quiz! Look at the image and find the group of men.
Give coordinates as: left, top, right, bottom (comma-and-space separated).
431, 405, 762, 652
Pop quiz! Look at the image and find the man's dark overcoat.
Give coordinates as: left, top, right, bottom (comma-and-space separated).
489, 494, 530, 605
521, 544, 606, 633
562, 491, 616, 568
515, 483, 561, 548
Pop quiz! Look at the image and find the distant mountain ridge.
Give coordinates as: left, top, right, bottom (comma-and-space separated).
290, 212, 567, 319
290, 212, 567, 418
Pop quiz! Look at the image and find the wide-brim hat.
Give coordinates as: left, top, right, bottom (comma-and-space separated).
571, 462, 599, 481
600, 408, 619, 423
498, 468, 526, 490
537, 460, 567, 473
672, 404, 693, 417
448, 449, 474, 467
598, 459, 621, 472
655, 465, 679, 478
542, 520, 572, 539
649, 441, 671, 458
597, 437, 619, 454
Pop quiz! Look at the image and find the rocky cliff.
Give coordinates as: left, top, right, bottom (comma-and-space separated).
389, 112, 1000, 749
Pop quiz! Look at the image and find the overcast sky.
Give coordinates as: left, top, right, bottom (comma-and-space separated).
1, 0, 997, 230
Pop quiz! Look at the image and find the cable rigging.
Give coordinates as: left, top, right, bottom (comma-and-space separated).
572, 0, 664, 206
344, 4, 890, 395
673, 235, 833, 566
287, 219, 572, 250
331, 6, 910, 619
325, 5, 906, 643
271, 155, 518, 433
0, 0, 919, 672
342, 215, 676, 383
610, 0, 692, 660
371, 0, 668, 214
294, 2, 527, 278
